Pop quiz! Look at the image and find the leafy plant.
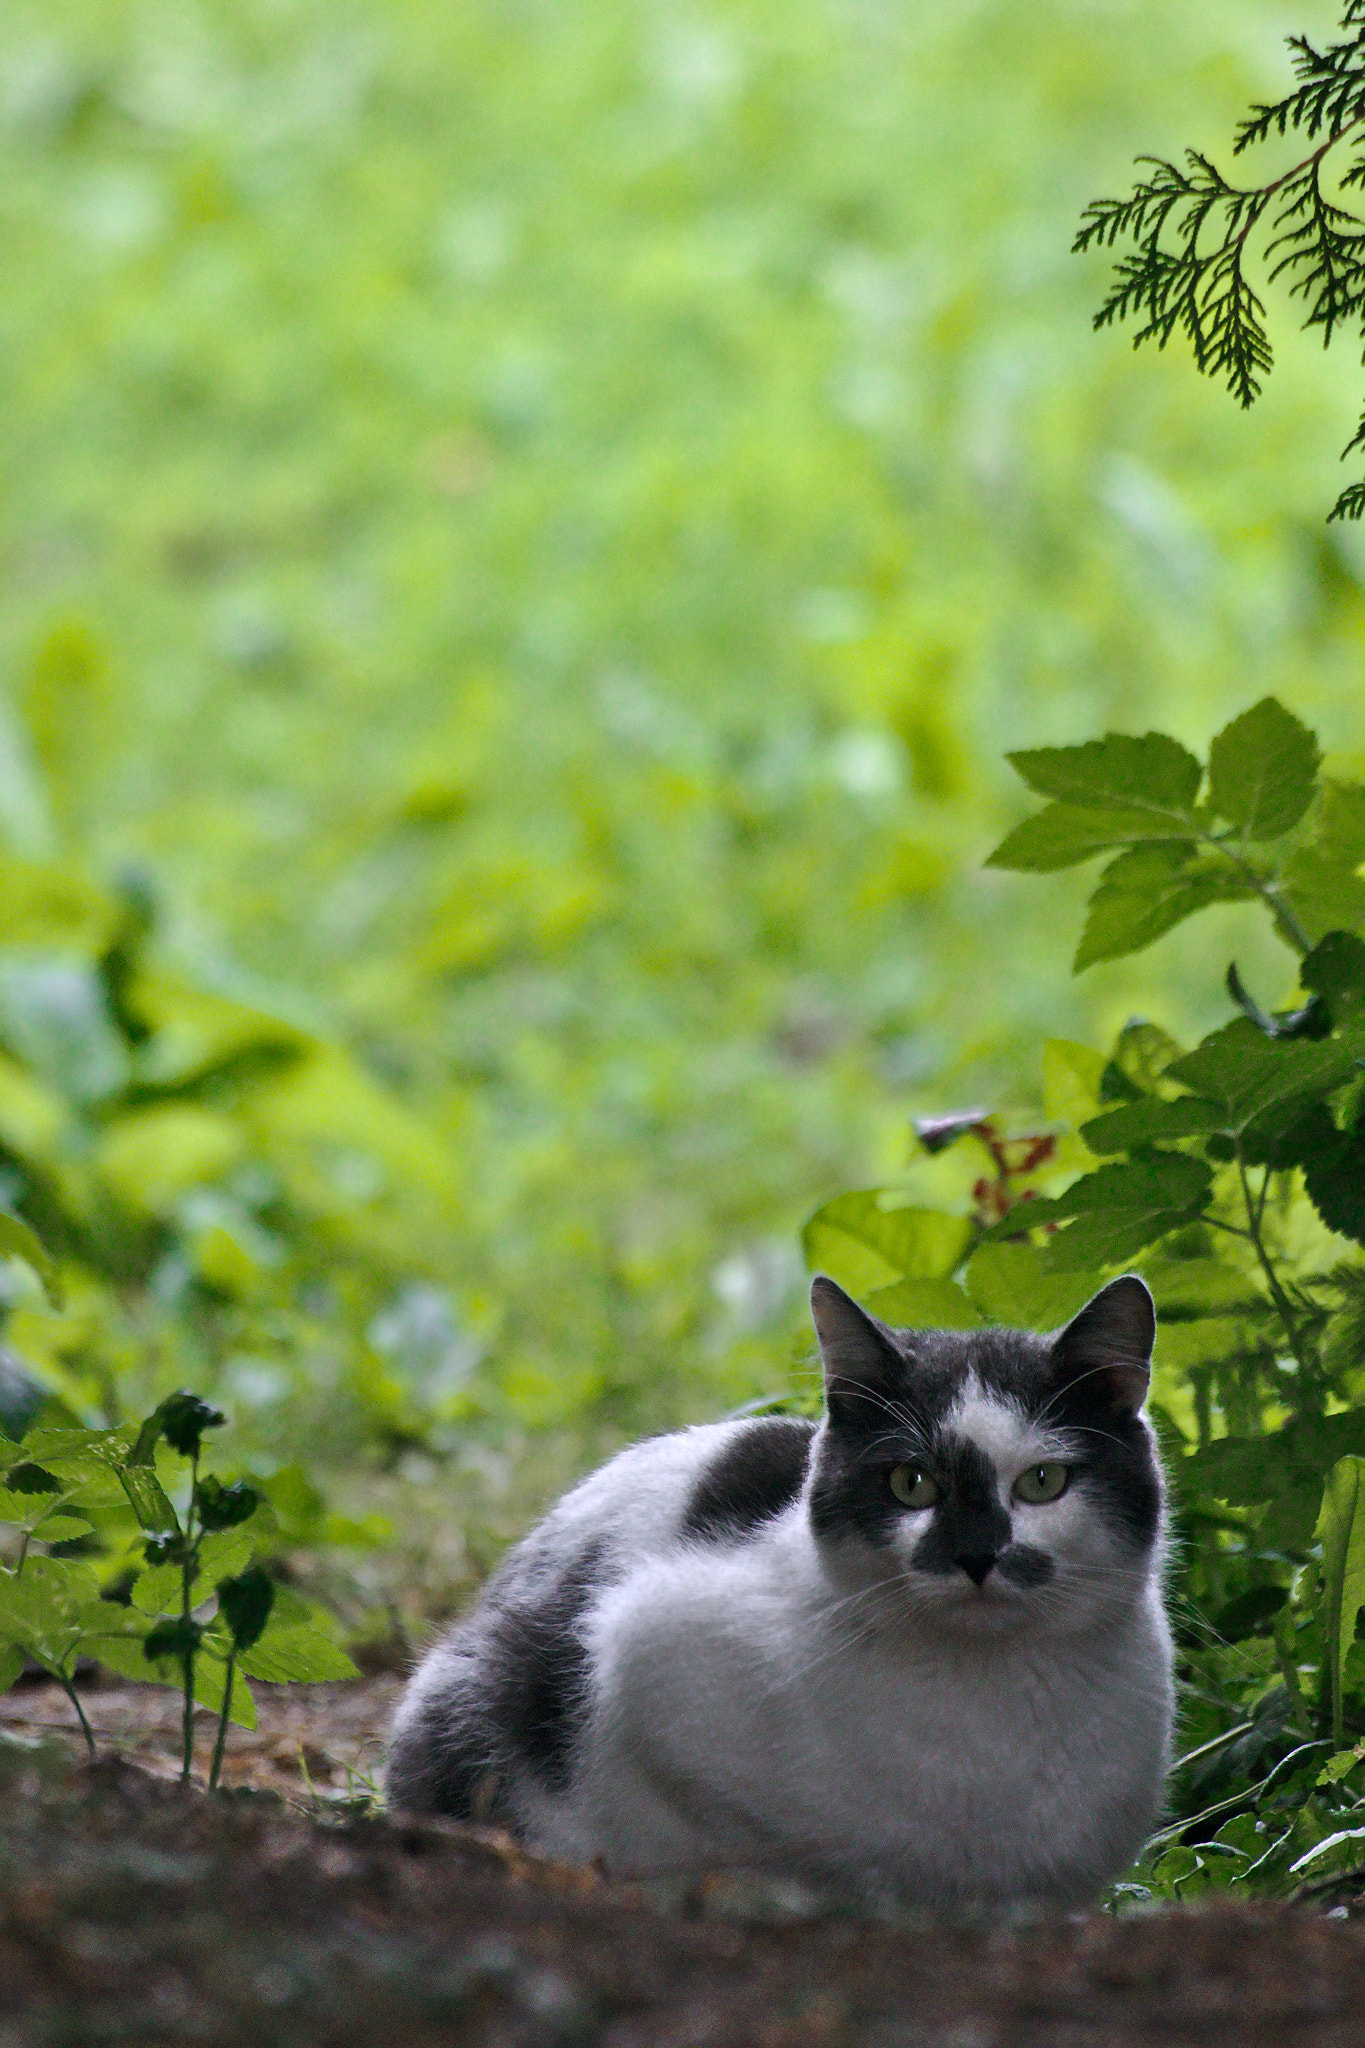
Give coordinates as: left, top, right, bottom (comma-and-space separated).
804, 695, 1365, 1901
1077, 0, 1365, 520
0, 1349, 357, 1782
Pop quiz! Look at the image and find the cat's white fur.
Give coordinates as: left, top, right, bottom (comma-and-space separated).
397, 1377, 1172, 1906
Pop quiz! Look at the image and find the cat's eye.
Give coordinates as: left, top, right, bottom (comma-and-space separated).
1013, 1462, 1069, 1505
888, 1465, 939, 1509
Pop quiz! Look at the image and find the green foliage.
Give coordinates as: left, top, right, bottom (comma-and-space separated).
0, 1381, 356, 1780
1078, 2, 1365, 519
808, 696, 1365, 1903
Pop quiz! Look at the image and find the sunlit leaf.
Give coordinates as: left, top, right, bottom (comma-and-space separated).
1207, 697, 1320, 840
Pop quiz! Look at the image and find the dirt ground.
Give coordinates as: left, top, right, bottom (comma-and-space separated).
3, 1678, 1365, 2047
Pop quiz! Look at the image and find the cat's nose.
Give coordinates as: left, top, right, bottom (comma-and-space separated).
953, 1551, 997, 1587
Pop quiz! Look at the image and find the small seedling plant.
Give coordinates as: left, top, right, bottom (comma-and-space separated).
805, 696, 1365, 1902
0, 1358, 356, 1787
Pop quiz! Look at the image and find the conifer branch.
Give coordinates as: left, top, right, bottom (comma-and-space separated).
1076, 4, 1365, 519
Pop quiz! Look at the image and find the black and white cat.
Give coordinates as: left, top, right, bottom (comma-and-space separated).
387, 1273, 1173, 1908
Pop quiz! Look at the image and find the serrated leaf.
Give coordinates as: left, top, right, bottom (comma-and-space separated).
28, 1515, 94, 1543
1168, 1015, 1365, 1139
199, 1528, 255, 1585
1207, 697, 1320, 840
188, 1644, 257, 1730
132, 1564, 185, 1616
1189, 1411, 1365, 1507
0, 1557, 100, 1672
1303, 1123, 1365, 1245
962, 1243, 1103, 1330
0, 1487, 85, 1533
1006, 733, 1202, 817
1075, 844, 1254, 971
1319, 1457, 1365, 1744
1081, 1096, 1228, 1154
863, 1278, 982, 1329
1316, 780, 1365, 865
986, 803, 1201, 873
1139, 1257, 1263, 1316
802, 1193, 972, 1291
981, 1154, 1213, 1272
1280, 847, 1365, 948
1302, 931, 1365, 1014
237, 1624, 358, 1683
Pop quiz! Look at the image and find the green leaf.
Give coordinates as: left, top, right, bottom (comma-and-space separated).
1006, 733, 1202, 817
0, 1212, 60, 1307
863, 1278, 982, 1329
962, 1243, 1103, 1330
1167, 1015, 1365, 1136
1280, 848, 1365, 948
980, 1154, 1213, 1271
0, 1643, 25, 1696
802, 1193, 972, 1293
1138, 1257, 1263, 1315
237, 1624, 358, 1684
132, 1564, 185, 1616
189, 1643, 257, 1730
1207, 698, 1320, 840
216, 1566, 275, 1652
986, 803, 1202, 873
1189, 1412, 1365, 1509
0, 1487, 84, 1535
1301, 931, 1365, 1015
0, 1557, 101, 1673
198, 1528, 255, 1585
1074, 844, 1254, 971
1154, 1317, 1266, 1373
1316, 781, 1365, 866
25, 1515, 94, 1543
1287, 1827, 1365, 1880
143, 1615, 203, 1662
1303, 1122, 1365, 1246
1080, 1096, 1228, 1154
119, 1466, 180, 1535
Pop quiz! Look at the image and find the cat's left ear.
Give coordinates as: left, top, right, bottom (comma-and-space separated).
810, 1276, 902, 1425
1049, 1275, 1155, 1415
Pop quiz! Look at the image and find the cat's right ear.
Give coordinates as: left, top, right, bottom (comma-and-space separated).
810, 1276, 901, 1427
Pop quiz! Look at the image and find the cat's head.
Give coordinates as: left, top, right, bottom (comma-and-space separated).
805, 1274, 1164, 1637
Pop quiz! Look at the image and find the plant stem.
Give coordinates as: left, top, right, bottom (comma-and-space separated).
59, 1671, 96, 1762
181, 1450, 198, 1783
1236, 1146, 1311, 1376
1201, 834, 1313, 956
208, 1652, 235, 1792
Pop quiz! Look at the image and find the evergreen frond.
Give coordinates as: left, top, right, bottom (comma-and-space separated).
1079, 2, 1365, 518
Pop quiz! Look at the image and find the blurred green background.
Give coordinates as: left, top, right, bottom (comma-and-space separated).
1, 0, 1363, 1633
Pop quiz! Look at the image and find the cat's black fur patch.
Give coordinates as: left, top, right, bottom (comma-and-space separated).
386, 1538, 610, 1819
681, 1416, 816, 1542
487, 1539, 607, 1788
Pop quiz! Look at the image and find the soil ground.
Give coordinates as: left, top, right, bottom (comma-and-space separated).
3, 1676, 1365, 2047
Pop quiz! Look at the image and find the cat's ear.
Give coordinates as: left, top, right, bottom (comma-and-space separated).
1050, 1274, 1155, 1414
810, 1276, 901, 1425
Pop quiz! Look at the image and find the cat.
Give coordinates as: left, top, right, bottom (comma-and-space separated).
387, 1272, 1173, 1909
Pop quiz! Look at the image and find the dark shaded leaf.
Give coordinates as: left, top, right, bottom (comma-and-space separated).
911, 1109, 989, 1154
216, 1566, 274, 1653
1302, 931, 1365, 1016
142, 1615, 203, 1662
1303, 1119, 1365, 1245
131, 1391, 226, 1466
1207, 697, 1320, 839
119, 1466, 180, 1535
980, 1153, 1213, 1270
1168, 1015, 1365, 1136
195, 1476, 261, 1533
1215, 1584, 1288, 1642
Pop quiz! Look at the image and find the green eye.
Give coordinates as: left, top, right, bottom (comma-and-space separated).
1013, 1462, 1069, 1505
889, 1465, 939, 1509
